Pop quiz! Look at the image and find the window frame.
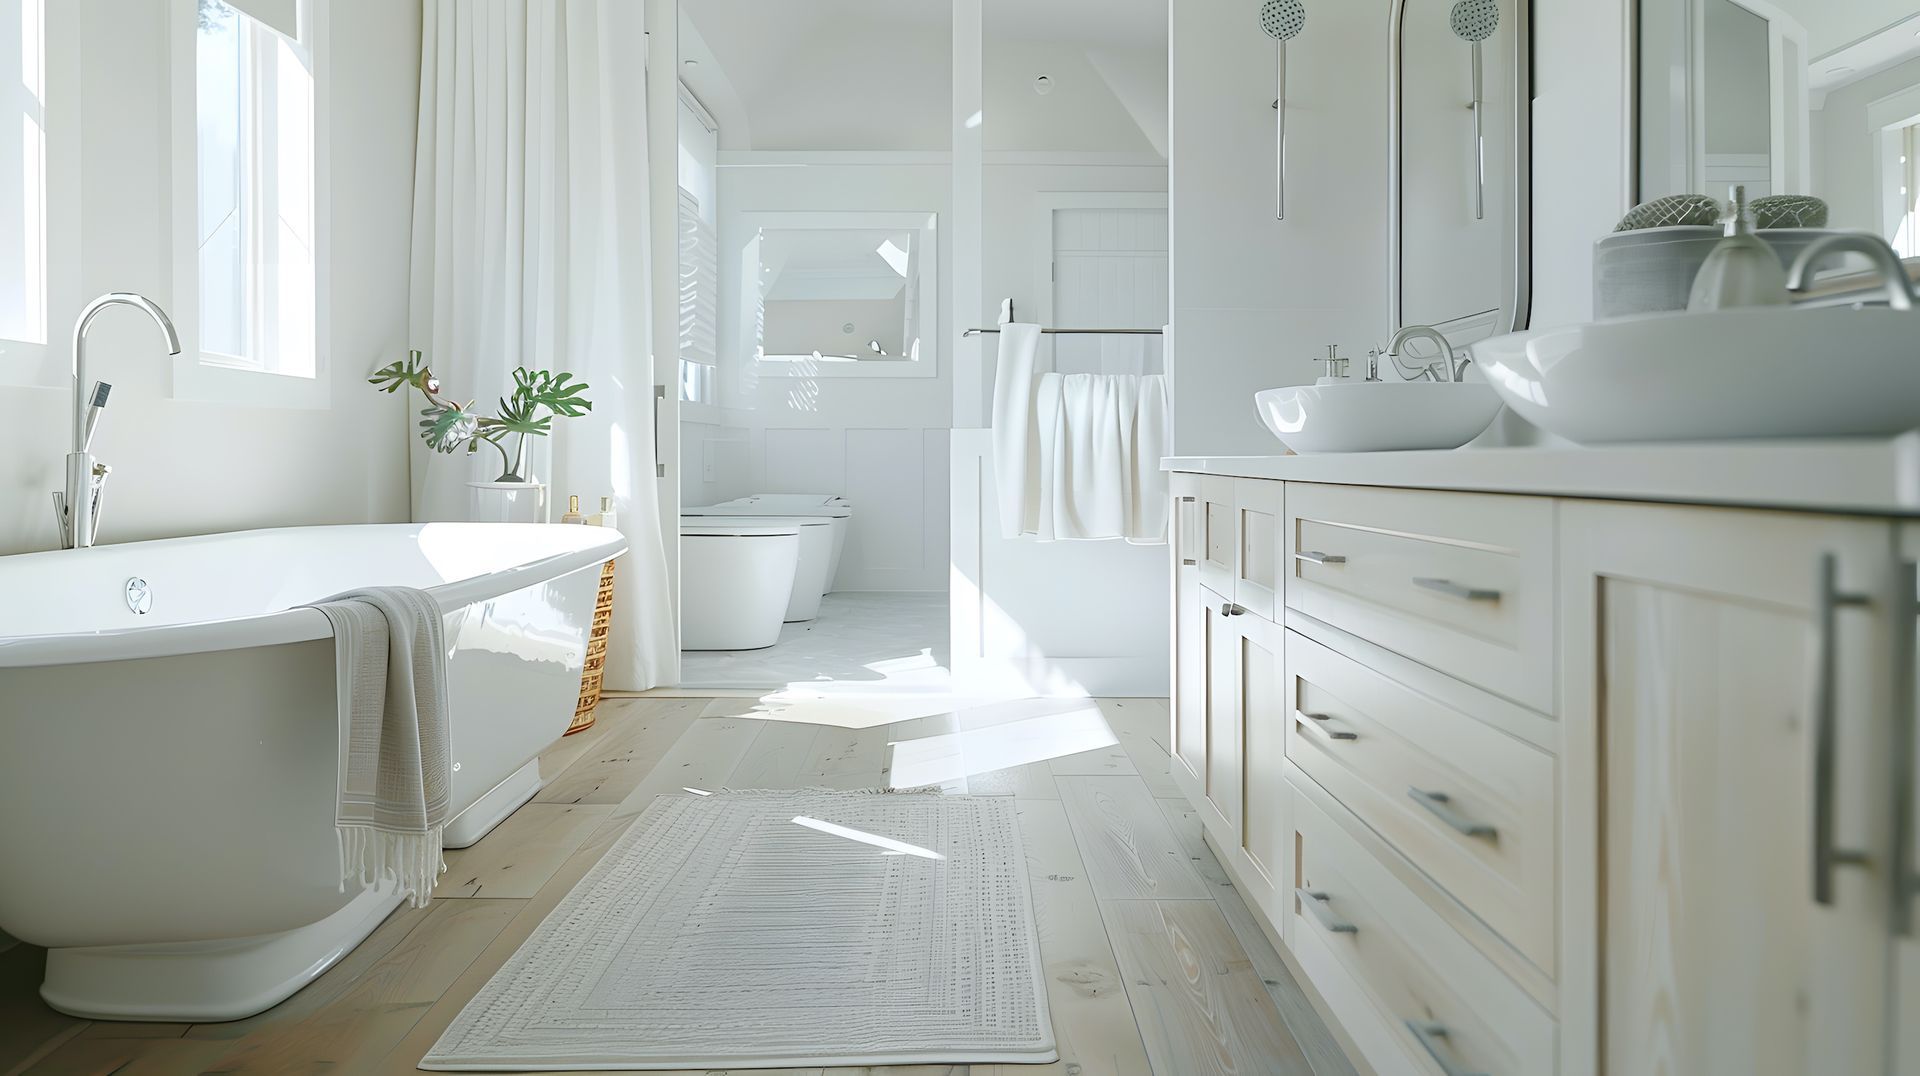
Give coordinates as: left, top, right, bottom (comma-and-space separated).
169, 0, 330, 409
0, 0, 82, 389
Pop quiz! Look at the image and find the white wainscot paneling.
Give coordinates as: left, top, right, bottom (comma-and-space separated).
845, 427, 928, 574
950, 428, 1169, 697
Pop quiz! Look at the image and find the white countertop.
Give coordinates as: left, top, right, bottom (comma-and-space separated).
1165, 435, 1920, 517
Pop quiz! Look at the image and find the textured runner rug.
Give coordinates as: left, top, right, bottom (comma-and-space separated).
422, 789, 1056, 1070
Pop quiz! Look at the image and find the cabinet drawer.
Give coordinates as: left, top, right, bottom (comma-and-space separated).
1290, 793, 1556, 1076
1286, 630, 1557, 974
1285, 483, 1555, 713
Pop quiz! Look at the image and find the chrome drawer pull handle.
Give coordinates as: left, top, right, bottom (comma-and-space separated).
1408, 787, 1497, 839
1295, 889, 1358, 934
1182, 558, 1198, 566
1220, 602, 1247, 617
1295, 550, 1346, 565
1297, 711, 1358, 741
1413, 577, 1502, 602
1404, 1021, 1488, 1076
1814, 553, 1873, 906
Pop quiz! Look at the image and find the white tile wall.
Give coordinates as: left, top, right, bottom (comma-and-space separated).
1169, 0, 1390, 456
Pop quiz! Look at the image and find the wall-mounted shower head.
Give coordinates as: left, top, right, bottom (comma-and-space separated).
1450, 0, 1500, 220
1449, 0, 1500, 42
1260, 0, 1306, 42
1260, 0, 1307, 220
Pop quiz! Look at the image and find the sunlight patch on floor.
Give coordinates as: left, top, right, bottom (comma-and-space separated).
886, 701, 1118, 789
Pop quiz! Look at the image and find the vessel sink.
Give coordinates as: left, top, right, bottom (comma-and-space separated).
1254, 381, 1504, 454
1470, 307, 1920, 445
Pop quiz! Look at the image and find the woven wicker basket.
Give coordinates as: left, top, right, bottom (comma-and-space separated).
568, 558, 617, 735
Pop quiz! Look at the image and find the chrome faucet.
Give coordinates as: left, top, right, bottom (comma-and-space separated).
54, 293, 182, 549
1385, 324, 1469, 383
1786, 233, 1916, 311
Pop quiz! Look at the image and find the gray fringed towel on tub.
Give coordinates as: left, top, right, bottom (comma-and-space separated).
309, 586, 452, 906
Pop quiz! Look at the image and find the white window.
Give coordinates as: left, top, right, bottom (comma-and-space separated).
194, 0, 313, 375
0, 0, 45, 347
173, 0, 326, 406
677, 91, 719, 406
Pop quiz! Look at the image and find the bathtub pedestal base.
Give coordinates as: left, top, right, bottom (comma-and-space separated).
40, 882, 405, 1023
443, 758, 546, 850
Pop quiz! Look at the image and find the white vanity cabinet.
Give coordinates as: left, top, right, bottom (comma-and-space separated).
1167, 460, 1920, 1076
1563, 502, 1899, 1076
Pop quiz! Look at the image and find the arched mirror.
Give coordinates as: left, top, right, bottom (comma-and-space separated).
1391, 0, 1532, 345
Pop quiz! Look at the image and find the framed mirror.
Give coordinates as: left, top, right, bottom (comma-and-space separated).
1638, 1, 1920, 262
1391, 0, 1532, 344
740, 211, 939, 379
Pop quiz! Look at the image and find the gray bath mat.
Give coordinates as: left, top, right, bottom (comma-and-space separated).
422, 789, 1055, 1070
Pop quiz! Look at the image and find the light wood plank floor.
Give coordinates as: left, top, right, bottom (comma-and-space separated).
0, 696, 1354, 1076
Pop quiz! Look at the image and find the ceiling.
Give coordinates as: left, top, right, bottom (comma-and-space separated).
678, 0, 1167, 152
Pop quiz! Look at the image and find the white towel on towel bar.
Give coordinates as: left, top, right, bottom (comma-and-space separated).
992, 323, 1169, 543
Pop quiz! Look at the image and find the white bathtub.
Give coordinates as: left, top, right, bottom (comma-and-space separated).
0, 522, 626, 1021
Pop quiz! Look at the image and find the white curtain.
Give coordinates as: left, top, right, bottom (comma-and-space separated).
410, 0, 678, 690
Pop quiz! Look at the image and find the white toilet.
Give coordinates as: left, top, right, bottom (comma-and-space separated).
694, 495, 853, 591
682, 513, 834, 624
679, 520, 801, 651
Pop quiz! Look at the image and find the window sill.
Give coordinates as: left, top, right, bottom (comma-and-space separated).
173, 353, 331, 410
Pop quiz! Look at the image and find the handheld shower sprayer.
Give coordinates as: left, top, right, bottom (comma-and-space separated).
1449, 0, 1500, 220
1259, 0, 1307, 221
82, 382, 111, 453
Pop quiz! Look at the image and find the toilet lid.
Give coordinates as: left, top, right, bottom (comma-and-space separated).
678, 519, 801, 537
682, 513, 831, 529
688, 503, 852, 519
726, 493, 849, 509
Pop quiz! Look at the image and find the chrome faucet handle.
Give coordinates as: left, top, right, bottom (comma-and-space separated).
1386, 324, 1463, 382
1787, 234, 1915, 311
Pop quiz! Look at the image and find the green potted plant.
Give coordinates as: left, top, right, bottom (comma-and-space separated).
369, 351, 593, 482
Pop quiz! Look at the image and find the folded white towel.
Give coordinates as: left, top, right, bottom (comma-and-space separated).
309, 587, 452, 907
992, 322, 1170, 543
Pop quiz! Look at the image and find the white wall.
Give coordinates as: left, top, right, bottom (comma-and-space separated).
679, 157, 954, 593
1531, 0, 1633, 330
1167, 0, 1390, 456
0, 0, 418, 555
1816, 56, 1920, 235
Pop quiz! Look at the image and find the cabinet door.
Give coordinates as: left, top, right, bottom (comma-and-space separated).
1895, 527, 1920, 1075
1202, 587, 1243, 844
1236, 611, 1289, 919
1233, 479, 1283, 620
1172, 473, 1205, 798
1199, 476, 1238, 598
1561, 502, 1897, 1076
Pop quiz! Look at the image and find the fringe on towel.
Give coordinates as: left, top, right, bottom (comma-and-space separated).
338, 825, 448, 908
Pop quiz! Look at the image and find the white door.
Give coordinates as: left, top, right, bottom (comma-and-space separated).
1561, 502, 1896, 1076
1039, 198, 1169, 375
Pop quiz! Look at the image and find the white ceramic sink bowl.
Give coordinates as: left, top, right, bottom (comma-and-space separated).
1254, 381, 1504, 454
1471, 307, 1920, 445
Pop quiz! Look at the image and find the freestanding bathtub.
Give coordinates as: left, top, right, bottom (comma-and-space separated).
0, 522, 627, 1021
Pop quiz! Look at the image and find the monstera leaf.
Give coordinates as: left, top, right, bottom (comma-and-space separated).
370, 350, 440, 396
491, 390, 554, 437
510, 368, 593, 418
419, 402, 481, 453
